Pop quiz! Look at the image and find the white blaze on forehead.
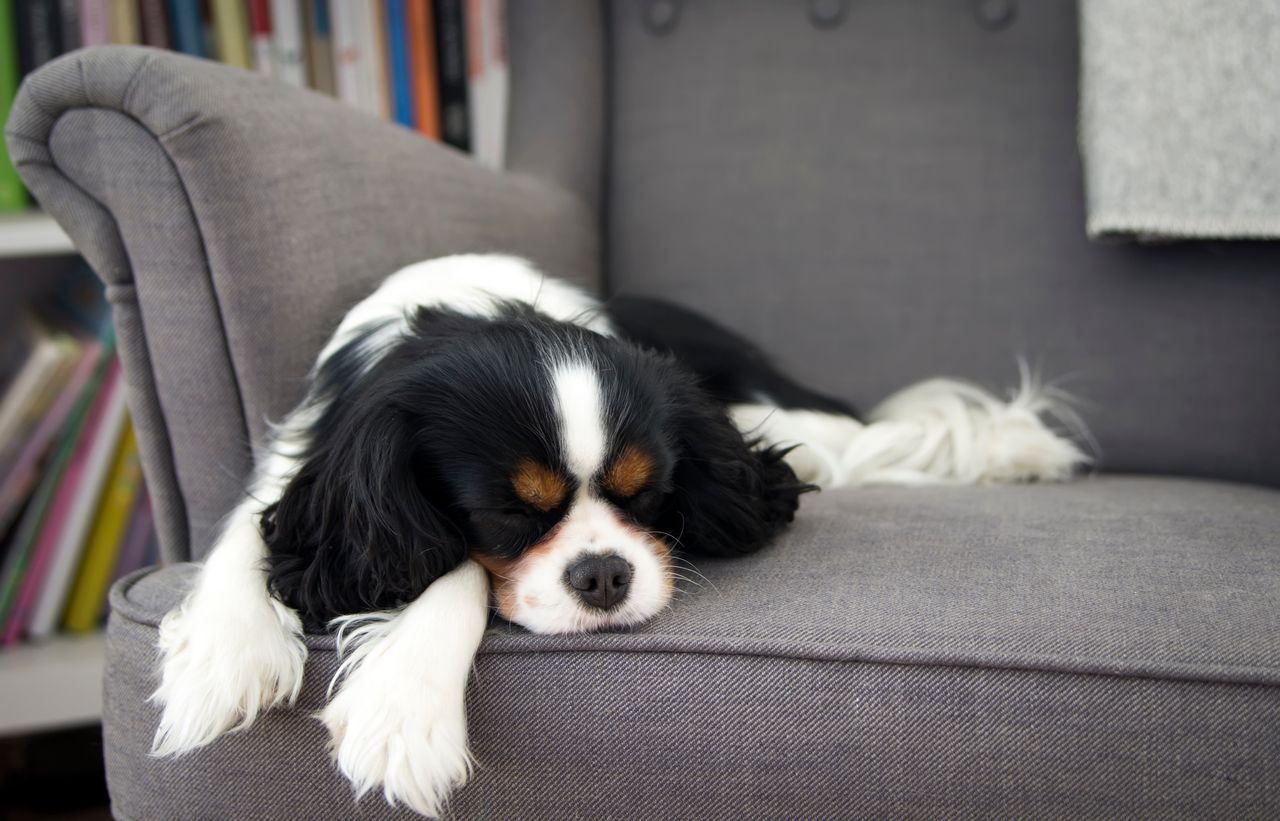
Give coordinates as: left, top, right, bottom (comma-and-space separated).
551, 359, 607, 482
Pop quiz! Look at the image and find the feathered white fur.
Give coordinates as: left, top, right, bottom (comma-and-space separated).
321, 561, 490, 818
732, 365, 1090, 488
150, 488, 308, 756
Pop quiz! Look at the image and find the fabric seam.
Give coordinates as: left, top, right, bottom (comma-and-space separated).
110, 567, 1280, 692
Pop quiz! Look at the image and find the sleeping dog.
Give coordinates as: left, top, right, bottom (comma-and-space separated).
150, 255, 1085, 815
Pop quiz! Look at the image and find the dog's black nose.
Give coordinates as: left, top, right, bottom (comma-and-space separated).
565, 554, 632, 610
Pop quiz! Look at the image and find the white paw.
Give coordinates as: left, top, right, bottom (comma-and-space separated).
150, 593, 307, 756
321, 643, 472, 818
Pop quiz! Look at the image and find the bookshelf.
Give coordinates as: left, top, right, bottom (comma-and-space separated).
0, 631, 106, 734
0, 212, 76, 258
0, 213, 108, 736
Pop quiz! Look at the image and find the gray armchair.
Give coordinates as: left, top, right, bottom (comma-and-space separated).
9, 2, 1279, 818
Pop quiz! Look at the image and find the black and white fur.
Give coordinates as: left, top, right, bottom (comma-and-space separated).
151, 255, 1085, 816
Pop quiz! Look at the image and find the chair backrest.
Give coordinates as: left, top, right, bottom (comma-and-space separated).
598, 0, 1280, 486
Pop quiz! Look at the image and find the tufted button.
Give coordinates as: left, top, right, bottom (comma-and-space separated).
973, 0, 1017, 31
643, 0, 681, 35
808, 0, 848, 30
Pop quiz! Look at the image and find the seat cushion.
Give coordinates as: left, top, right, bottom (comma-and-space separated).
103, 477, 1280, 819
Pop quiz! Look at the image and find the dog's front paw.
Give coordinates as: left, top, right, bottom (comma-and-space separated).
151, 594, 307, 756
321, 650, 471, 818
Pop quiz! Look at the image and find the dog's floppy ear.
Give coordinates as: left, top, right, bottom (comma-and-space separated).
658, 372, 812, 558
261, 379, 466, 629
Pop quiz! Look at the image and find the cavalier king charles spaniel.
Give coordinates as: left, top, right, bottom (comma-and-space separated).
149, 255, 1085, 816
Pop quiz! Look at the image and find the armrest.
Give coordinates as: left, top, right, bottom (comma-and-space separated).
6, 46, 599, 561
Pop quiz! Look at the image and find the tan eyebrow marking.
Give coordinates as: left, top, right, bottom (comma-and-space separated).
511, 460, 568, 512
603, 445, 655, 498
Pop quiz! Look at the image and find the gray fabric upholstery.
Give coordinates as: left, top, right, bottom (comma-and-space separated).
606, 0, 1280, 487
104, 478, 1280, 819
6, 47, 600, 562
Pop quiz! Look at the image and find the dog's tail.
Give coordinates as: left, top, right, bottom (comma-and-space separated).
732, 363, 1093, 488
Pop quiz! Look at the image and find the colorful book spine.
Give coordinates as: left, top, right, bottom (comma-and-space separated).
0, 339, 100, 538
0, 0, 28, 214
212, 0, 252, 69
105, 492, 153, 595
406, 0, 439, 138
0, 371, 101, 630
305, 0, 333, 94
138, 0, 170, 48
167, 0, 204, 56
433, 0, 469, 151
0, 332, 62, 472
248, 0, 273, 75
79, 0, 113, 47
109, 0, 139, 44
98, 492, 154, 622
6, 361, 126, 644
385, 0, 412, 126
270, 0, 307, 86
62, 422, 142, 633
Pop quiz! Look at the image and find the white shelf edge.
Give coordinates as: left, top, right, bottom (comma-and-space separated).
0, 631, 105, 735
0, 211, 77, 258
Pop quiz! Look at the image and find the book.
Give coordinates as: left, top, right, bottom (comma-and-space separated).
61, 421, 141, 633
433, 0, 469, 151
0, 332, 78, 458
200, 0, 214, 54
109, 0, 140, 44
0, 352, 109, 634
406, 0, 439, 138
369, 0, 390, 115
0, 322, 71, 481
4, 360, 125, 644
167, 0, 205, 56
270, 0, 308, 86
0, 0, 26, 213
58, 0, 80, 51
331, 1, 387, 118
212, 0, 252, 68
305, 0, 334, 94
0, 338, 102, 536
330, 2, 359, 107
97, 491, 153, 621
248, 0, 273, 75
79, 0, 113, 47
465, 0, 505, 167
385, 0, 412, 127
139, 0, 170, 49
104, 491, 153, 599
15, 0, 61, 76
